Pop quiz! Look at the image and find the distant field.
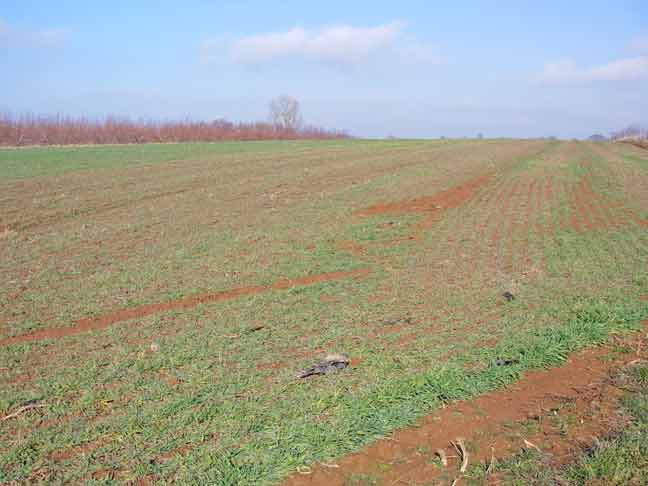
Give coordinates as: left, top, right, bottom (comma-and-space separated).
0, 140, 357, 179
1, 139, 647, 484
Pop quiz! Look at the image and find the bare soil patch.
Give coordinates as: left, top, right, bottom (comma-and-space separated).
48, 439, 105, 462
355, 174, 492, 240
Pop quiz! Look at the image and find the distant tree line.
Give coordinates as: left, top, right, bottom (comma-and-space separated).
609, 124, 647, 141
589, 124, 648, 142
0, 97, 348, 146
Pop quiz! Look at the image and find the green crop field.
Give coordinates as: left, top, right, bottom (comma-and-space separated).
1, 140, 647, 484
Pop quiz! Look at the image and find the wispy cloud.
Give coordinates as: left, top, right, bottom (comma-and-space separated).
201, 22, 443, 68
539, 55, 648, 83
0, 18, 70, 48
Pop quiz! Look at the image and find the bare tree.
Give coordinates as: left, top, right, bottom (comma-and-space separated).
269, 96, 303, 131
611, 124, 645, 140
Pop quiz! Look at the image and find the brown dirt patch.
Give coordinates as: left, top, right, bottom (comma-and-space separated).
335, 240, 366, 256
566, 169, 647, 233
257, 361, 286, 371
356, 174, 492, 217
157, 370, 182, 387
1, 373, 32, 385
0, 268, 371, 346
285, 321, 648, 486
49, 438, 105, 462
149, 433, 219, 469
0, 224, 18, 240
355, 173, 493, 239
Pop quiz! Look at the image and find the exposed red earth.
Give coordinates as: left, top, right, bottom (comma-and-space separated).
0, 268, 370, 346
355, 173, 493, 240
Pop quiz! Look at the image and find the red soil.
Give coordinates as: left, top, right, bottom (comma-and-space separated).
503, 180, 524, 273
257, 361, 286, 371
515, 180, 533, 268
0, 268, 370, 346
355, 173, 493, 239
152, 434, 219, 465
566, 171, 647, 233
285, 321, 648, 486
49, 439, 105, 462
335, 240, 366, 256
2, 373, 32, 385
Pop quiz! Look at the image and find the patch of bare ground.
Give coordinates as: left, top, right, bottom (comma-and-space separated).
355, 173, 493, 241
0, 268, 370, 346
151, 433, 219, 465
587, 143, 648, 220
0, 372, 32, 385
568, 173, 647, 232
48, 438, 106, 462
335, 240, 366, 257
0, 224, 18, 240
285, 320, 648, 486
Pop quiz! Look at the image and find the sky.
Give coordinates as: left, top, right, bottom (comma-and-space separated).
1, 1, 647, 138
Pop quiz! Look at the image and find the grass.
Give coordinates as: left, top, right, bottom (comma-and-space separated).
0, 139, 646, 484
0, 140, 363, 179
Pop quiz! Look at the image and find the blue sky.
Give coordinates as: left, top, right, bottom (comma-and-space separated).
1, 1, 647, 138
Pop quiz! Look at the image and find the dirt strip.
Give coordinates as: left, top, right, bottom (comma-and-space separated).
355, 174, 492, 218
0, 268, 370, 346
285, 320, 648, 486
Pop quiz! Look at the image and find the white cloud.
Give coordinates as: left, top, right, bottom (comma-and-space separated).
0, 18, 69, 48
589, 56, 648, 81
539, 56, 648, 82
202, 22, 443, 67
539, 59, 581, 82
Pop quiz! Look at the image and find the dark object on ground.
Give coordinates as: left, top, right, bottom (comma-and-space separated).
298, 353, 350, 378
495, 358, 521, 367
503, 291, 515, 302
382, 316, 414, 326
2, 399, 45, 421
